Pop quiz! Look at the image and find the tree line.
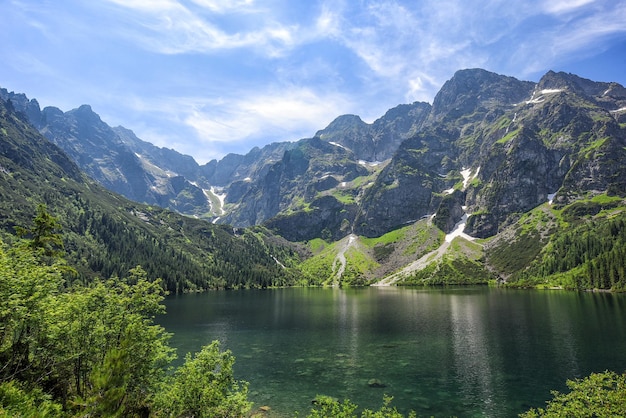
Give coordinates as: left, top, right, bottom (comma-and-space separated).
517, 213, 626, 290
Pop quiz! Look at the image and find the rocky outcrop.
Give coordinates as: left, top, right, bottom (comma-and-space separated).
315, 102, 431, 162
265, 195, 358, 242
465, 127, 566, 237
223, 137, 368, 228
433, 190, 466, 233
428, 68, 534, 125
354, 128, 452, 237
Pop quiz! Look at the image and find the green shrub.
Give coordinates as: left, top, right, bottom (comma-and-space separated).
520, 371, 626, 417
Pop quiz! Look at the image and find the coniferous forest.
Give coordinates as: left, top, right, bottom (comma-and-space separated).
0, 98, 304, 293
2, 217, 626, 417
530, 214, 626, 290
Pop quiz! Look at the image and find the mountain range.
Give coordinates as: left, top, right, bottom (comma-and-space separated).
2, 68, 625, 290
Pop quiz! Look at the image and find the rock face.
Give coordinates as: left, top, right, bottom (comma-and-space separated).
221, 137, 368, 228
0, 89, 214, 218
3, 68, 625, 241
315, 101, 431, 162
433, 190, 466, 234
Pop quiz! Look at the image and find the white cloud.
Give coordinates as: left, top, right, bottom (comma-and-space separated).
102, 0, 299, 55
327, 0, 626, 100
406, 72, 441, 103
542, 0, 595, 15
511, 1, 626, 76
5, 0, 626, 164
183, 87, 353, 144
315, 4, 341, 36
110, 86, 354, 162
189, 0, 257, 13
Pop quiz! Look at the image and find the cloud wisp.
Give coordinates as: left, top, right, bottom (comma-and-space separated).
2, 0, 626, 162
102, 0, 304, 56
113, 86, 353, 162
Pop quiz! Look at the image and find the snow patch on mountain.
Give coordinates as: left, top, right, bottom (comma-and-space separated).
445, 210, 475, 243
461, 166, 480, 190
210, 186, 227, 223
359, 160, 382, 167
524, 88, 563, 105
329, 141, 349, 151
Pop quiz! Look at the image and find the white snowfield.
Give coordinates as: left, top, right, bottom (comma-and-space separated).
444, 211, 475, 243
443, 167, 478, 243
210, 186, 227, 223
547, 192, 557, 205
539, 89, 563, 94
358, 160, 382, 167
524, 88, 563, 105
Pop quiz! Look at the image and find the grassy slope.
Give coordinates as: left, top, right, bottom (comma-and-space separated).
298, 219, 493, 286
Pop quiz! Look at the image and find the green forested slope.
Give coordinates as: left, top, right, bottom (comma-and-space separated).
0, 97, 301, 292
519, 210, 626, 290
486, 198, 626, 291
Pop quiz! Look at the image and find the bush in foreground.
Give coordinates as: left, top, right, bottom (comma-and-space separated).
520, 371, 626, 417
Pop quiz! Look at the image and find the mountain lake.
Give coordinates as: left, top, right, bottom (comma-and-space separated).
157, 286, 626, 417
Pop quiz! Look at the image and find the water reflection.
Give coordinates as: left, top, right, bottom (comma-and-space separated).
449, 292, 498, 414
157, 287, 626, 417
333, 289, 360, 383
544, 292, 580, 378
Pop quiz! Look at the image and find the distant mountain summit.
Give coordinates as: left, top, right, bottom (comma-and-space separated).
3, 68, 626, 241
315, 101, 431, 162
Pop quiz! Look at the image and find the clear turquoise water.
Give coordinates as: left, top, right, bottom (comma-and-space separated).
157, 286, 626, 417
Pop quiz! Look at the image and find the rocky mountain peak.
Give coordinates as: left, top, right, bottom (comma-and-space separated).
378, 102, 430, 122
536, 71, 626, 115
0, 88, 44, 128
315, 103, 432, 162
429, 68, 535, 123
318, 114, 366, 133
68, 104, 108, 131
538, 71, 619, 98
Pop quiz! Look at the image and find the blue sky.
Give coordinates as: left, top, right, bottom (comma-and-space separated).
1, 0, 626, 163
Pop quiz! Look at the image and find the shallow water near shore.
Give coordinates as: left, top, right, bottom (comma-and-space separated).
157, 286, 626, 417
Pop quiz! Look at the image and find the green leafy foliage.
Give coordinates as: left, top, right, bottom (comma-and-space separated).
487, 229, 545, 276
0, 211, 251, 417
520, 371, 626, 417
15, 203, 64, 259
0, 234, 65, 386
0, 380, 64, 417
154, 341, 251, 418
305, 395, 416, 418
401, 254, 491, 285
513, 211, 626, 290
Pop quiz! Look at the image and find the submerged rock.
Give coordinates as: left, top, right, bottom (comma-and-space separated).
368, 378, 387, 388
